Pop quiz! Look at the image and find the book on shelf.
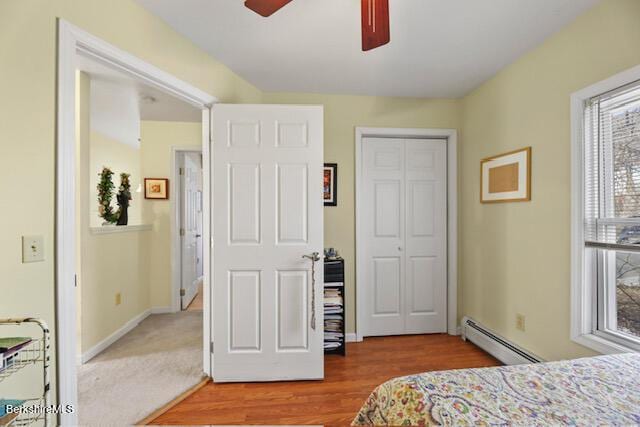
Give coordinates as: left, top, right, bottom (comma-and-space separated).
324, 297, 343, 306
0, 337, 32, 354
324, 281, 344, 287
325, 319, 342, 326
0, 337, 33, 372
324, 342, 341, 350
325, 314, 343, 320
324, 332, 344, 341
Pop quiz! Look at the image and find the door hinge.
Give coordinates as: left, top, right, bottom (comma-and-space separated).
179, 167, 184, 175
210, 342, 214, 353
180, 288, 186, 297
180, 228, 185, 236
74, 274, 78, 288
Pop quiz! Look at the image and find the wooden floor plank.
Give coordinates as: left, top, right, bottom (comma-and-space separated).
148, 334, 499, 425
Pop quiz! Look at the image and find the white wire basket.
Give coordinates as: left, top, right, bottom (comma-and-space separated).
0, 339, 44, 383
0, 318, 51, 427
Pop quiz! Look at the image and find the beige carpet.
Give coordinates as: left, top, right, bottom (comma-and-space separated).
78, 311, 205, 426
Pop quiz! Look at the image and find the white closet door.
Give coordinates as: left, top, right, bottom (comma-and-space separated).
404, 139, 447, 333
361, 137, 406, 336
361, 137, 447, 337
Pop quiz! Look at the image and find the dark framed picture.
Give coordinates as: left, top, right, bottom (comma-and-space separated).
144, 178, 169, 200
323, 163, 337, 206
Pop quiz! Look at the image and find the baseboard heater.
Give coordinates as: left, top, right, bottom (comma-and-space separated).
461, 317, 543, 365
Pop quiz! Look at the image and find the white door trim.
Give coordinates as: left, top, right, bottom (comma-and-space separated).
171, 146, 203, 313
56, 19, 216, 425
355, 127, 458, 341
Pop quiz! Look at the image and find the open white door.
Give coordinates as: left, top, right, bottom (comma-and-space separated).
180, 152, 202, 309
211, 104, 324, 382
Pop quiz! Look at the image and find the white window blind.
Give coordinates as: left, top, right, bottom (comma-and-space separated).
585, 80, 640, 251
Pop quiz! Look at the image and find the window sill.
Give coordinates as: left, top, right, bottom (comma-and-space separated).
89, 224, 152, 235
572, 332, 638, 354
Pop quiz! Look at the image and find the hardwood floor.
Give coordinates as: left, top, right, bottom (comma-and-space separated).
149, 334, 500, 425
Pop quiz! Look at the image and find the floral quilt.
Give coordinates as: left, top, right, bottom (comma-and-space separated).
353, 353, 640, 426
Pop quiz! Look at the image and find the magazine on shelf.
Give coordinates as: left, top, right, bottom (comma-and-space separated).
324, 281, 344, 287
324, 342, 341, 350
0, 337, 32, 354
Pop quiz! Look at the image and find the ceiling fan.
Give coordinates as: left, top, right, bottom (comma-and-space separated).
244, 0, 390, 51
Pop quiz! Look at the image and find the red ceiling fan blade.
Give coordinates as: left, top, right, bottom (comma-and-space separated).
361, 0, 390, 51
245, 0, 293, 17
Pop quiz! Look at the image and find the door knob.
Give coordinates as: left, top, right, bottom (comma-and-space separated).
302, 252, 321, 262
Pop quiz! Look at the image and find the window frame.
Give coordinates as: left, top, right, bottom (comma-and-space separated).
571, 64, 640, 354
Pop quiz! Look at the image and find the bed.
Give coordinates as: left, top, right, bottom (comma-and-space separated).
353, 353, 640, 426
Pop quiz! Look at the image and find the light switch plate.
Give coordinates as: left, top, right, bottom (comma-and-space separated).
22, 235, 44, 263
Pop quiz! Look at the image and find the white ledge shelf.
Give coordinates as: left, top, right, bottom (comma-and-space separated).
90, 224, 152, 235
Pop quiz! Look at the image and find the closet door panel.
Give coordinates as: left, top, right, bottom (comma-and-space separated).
361, 138, 405, 336
404, 139, 447, 334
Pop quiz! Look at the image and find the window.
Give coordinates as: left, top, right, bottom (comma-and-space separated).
578, 77, 640, 352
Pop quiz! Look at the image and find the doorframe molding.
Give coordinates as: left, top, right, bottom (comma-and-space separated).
171, 146, 204, 313
56, 19, 216, 425
354, 127, 458, 341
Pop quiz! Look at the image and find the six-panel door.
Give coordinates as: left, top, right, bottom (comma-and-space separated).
361, 137, 447, 337
212, 104, 324, 382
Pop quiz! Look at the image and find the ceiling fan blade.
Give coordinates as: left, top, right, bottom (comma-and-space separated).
361, 0, 390, 51
245, 0, 293, 17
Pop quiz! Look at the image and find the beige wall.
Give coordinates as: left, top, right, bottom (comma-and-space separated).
263, 93, 461, 333
140, 120, 203, 309
459, 0, 640, 361
0, 0, 260, 401
76, 73, 154, 354
79, 231, 152, 352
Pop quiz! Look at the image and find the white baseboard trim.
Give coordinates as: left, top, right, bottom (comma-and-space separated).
345, 333, 358, 342
77, 306, 180, 364
78, 309, 151, 365
151, 306, 174, 314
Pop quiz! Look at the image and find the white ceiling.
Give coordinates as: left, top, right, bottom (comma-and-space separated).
135, 0, 599, 98
77, 54, 202, 122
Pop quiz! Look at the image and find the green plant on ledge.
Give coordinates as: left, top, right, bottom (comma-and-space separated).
97, 167, 119, 224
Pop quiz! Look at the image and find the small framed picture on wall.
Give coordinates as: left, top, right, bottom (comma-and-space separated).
323, 163, 337, 206
144, 178, 169, 200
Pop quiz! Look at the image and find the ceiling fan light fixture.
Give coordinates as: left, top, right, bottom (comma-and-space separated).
243, 0, 391, 52
244, 0, 293, 17
361, 0, 390, 51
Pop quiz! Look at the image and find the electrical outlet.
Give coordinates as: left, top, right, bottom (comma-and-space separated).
22, 235, 44, 263
115, 293, 122, 306
516, 314, 526, 332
